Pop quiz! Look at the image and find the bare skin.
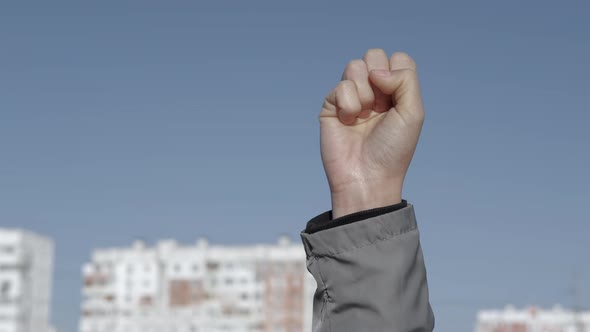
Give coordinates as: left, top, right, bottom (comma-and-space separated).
321, 49, 425, 218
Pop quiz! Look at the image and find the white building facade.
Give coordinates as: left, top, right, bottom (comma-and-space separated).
0, 229, 54, 332
79, 237, 315, 332
476, 305, 590, 332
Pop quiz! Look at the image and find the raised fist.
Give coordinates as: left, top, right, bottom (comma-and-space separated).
320, 49, 425, 218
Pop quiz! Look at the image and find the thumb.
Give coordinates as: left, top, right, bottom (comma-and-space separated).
369, 68, 424, 122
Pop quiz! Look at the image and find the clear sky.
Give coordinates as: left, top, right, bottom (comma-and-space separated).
1, 1, 588, 331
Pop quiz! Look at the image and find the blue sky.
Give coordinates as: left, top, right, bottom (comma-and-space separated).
1, 1, 589, 331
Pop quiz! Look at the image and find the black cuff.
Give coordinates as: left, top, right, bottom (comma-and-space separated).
303, 200, 408, 234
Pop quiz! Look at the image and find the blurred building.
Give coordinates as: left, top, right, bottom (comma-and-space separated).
0, 228, 55, 332
476, 305, 590, 332
79, 236, 315, 332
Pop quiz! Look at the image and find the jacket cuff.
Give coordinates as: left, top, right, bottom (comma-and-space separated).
300, 204, 417, 258
303, 200, 407, 235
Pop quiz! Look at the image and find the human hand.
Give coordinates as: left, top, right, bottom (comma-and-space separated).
320, 49, 424, 218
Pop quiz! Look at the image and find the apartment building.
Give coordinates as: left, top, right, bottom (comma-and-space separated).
0, 228, 54, 332
79, 236, 315, 332
476, 305, 590, 332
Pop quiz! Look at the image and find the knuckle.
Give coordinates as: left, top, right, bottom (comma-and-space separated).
365, 48, 386, 58
343, 59, 366, 78
335, 80, 348, 94
367, 48, 384, 54
390, 52, 417, 69
340, 79, 356, 90
345, 59, 365, 71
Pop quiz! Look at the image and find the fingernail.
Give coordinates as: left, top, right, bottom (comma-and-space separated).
371, 69, 392, 77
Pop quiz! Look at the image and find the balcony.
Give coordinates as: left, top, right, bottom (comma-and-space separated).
0, 301, 24, 319
0, 252, 30, 269
83, 273, 111, 287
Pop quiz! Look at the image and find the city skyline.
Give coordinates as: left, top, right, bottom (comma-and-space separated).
4, 226, 590, 332
80, 236, 314, 332
476, 305, 590, 331
1, 1, 589, 331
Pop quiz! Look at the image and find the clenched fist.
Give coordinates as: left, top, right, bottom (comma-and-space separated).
321, 49, 424, 218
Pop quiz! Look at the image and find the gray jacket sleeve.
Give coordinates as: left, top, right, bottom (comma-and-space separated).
300, 204, 434, 332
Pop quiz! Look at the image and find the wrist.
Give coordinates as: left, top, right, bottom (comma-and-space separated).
330, 182, 403, 219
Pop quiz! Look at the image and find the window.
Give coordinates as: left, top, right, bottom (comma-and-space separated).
0, 281, 11, 298
0, 246, 14, 254
206, 262, 219, 271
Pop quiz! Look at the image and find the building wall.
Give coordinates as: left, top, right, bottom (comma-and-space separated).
476, 305, 590, 332
80, 237, 315, 332
0, 229, 54, 332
